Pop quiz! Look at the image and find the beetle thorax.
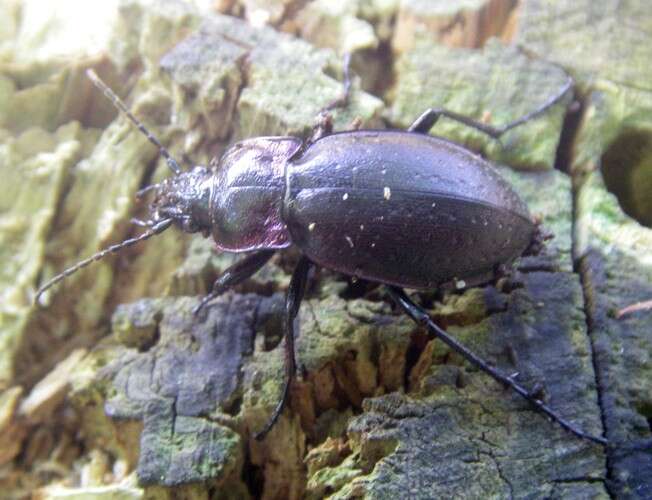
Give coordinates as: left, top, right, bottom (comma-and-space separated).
151, 166, 213, 235
209, 136, 302, 252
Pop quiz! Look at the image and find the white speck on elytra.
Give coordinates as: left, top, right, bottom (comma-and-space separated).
308, 222, 316, 231
383, 187, 391, 200
345, 236, 354, 248
371, 242, 376, 248
343, 193, 349, 201
360, 224, 364, 230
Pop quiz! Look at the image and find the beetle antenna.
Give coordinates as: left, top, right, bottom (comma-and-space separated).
34, 218, 173, 302
86, 69, 182, 176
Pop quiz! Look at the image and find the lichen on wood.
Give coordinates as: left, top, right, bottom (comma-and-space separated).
3, 0, 650, 498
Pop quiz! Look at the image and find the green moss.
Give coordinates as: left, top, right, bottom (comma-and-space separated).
389, 39, 570, 170
306, 454, 363, 500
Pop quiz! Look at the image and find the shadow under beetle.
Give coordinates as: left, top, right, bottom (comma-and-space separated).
36, 60, 607, 446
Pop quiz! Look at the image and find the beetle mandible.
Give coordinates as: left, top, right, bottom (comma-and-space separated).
35, 59, 606, 446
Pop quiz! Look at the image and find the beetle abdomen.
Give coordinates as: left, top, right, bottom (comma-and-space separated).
284, 131, 535, 289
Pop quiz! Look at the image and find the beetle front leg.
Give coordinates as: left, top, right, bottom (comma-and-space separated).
193, 250, 276, 315
320, 52, 352, 115
307, 53, 354, 144
308, 113, 335, 144
386, 286, 607, 446
255, 256, 313, 440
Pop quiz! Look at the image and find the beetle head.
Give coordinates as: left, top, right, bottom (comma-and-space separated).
35, 71, 218, 302
150, 166, 213, 236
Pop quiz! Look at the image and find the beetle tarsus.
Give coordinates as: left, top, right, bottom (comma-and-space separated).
255, 256, 312, 441
193, 250, 276, 316
386, 286, 608, 446
528, 382, 548, 403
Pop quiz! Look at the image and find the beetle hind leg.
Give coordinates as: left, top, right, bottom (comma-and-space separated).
193, 250, 275, 316
255, 256, 313, 440
386, 286, 607, 446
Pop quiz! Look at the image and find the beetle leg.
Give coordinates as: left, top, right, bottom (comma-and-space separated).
255, 256, 313, 440
386, 286, 607, 446
193, 250, 276, 315
307, 53, 354, 144
348, 116, 363, 131
408, 108, 502, 137
320, 52, 353, 115
408, 75, 573, 139
307, 112, 334, 144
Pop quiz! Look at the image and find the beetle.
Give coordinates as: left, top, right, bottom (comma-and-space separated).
35, 64, 606, 445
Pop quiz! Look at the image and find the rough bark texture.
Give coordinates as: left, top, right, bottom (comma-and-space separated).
0, 0, 650, 499
517, 2, 652, 498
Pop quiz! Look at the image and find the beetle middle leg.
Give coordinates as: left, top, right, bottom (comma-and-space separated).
193, 250, 276, 315
386, 286, 607, 446
408, 76, 573, 139
255, 256, 313, 440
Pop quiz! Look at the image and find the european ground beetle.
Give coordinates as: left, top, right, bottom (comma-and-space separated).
35, 58, 607, 446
